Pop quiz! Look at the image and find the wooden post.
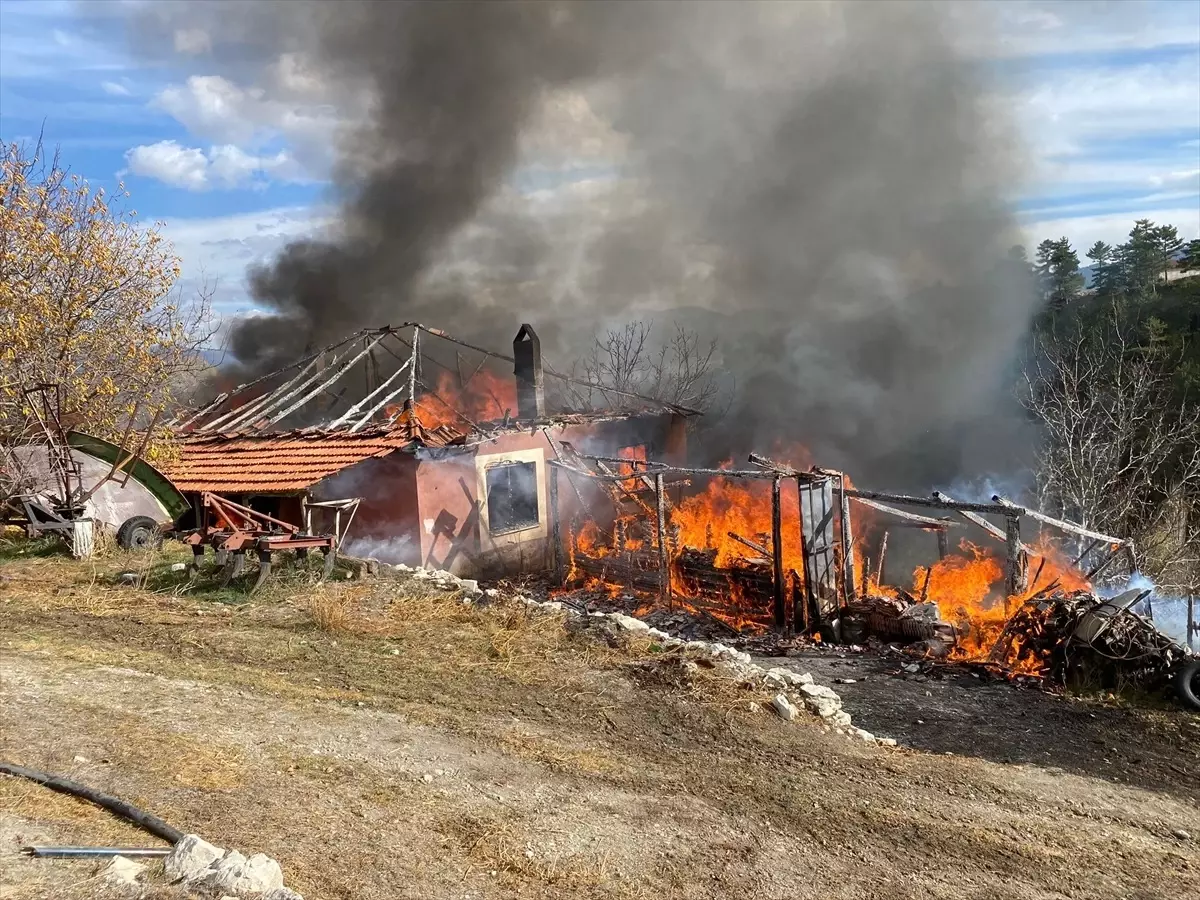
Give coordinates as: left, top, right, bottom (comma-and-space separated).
839, 477, 856, 606
936, 524, 950, 560
548, 463, 563, 583
771, 476, 787, 631
1004, 514, 1027, 610
654, 473, 670, 606
1188, 595, 1196, 650
876, 530, 889, 586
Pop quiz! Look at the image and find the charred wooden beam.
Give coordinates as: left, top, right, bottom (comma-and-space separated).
876, 530, 889, 585
728, 531, 770, 557
851, 495, 961, 529
991, 495, 1125, 546
937, 526, 950, 560
844, 488, 1012, 516
655, 473, 669, 604
1004, 514, 1028, 603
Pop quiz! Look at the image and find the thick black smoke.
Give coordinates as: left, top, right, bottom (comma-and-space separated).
124, 0, 1039, 486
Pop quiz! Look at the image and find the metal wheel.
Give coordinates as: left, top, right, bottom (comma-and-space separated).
251, 550, 273, 594
219, 551, 246, 587
116, 516, 163, 551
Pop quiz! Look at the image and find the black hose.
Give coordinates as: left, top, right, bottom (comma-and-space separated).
0, 762, 183, 845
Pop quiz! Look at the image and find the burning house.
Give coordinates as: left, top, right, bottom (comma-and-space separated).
166, 324, 691, 578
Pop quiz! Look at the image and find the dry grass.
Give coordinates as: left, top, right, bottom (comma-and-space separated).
498, 732, 626, 777
303, 591, 354, 633
446, 810, 616, 891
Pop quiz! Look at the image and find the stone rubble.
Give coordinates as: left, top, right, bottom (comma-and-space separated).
164, 833, 301, 899
101, 855, 145, 889
498, 590, 898, 748
385, 566, 896, 748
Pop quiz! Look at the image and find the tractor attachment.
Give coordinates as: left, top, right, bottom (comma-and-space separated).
180, 492, 360, 592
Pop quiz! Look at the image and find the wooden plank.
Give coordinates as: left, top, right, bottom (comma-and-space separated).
937, 527, 950, 560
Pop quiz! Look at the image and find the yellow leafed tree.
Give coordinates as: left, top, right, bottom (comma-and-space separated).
0, 140, 210, 480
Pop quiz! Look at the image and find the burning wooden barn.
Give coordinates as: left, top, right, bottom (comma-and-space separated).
166, 323, 691, 578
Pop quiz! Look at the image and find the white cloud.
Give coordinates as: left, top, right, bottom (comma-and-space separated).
964, 1, 1200, 59
1023, 207, 1200, 253
123, 140, 306, 191
151, 74, 341, 178
101, 80, 131, 96
160, 205, 330, 317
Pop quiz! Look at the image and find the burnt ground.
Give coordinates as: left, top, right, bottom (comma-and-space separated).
1, 546, 1198, 900
757, 648, 1200, 805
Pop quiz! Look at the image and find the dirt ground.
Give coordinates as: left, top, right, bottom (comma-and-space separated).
1, 544, 1198, 900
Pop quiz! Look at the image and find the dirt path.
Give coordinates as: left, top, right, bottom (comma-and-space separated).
759, 648, 1200, 802
1, 560, 1198, 899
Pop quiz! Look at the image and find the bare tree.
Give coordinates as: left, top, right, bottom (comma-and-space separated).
1022, 299, 1200, 590
0, 139, 214, 506
563, 320, 728, 420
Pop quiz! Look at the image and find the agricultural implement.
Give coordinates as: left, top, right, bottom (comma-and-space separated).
180, 492, 359, 591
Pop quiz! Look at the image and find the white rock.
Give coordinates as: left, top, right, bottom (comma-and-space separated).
852, 728, 875, 743
771, 694, 799, 721
683, 641, 710, 653
540, 601, 564, 612
645, 628, 672, 641
117, 572, 138, 585
393, 563, 412, 572
804, 696, 841, 718
609, 613, 650, 633
164, 834, 226, 882
798, 683, 840, 702
879, 738, 898, 747
708, 642, 729, 656
765, 667, 813, 687
263, 890, 305, 900
901, 663, 921, 674
1171, 828, 1191, 841
458, 579, 480, 593
198, 850, 285, 894
101, 855, 145, 887
170, 562, 188, 572
831, 710, 852, 728
834, 678, 857, 684
72, 754, 89, 763
485, 587, 501, 597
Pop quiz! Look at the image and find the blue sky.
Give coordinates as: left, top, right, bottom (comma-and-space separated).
1, 0, 1197, 322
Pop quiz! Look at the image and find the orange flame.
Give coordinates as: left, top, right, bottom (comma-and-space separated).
384, 367, 518, 430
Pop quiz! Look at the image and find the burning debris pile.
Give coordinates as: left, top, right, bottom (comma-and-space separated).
551, 448, 1199, 702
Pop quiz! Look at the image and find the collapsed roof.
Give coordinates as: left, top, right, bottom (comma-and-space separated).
176, 323, 697, 442
165, 323, 697, 494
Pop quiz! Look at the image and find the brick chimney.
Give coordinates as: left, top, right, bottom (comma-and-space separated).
513, 324, 544, 420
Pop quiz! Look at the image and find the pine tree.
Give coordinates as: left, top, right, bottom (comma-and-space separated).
1086, 240, 1115, 295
